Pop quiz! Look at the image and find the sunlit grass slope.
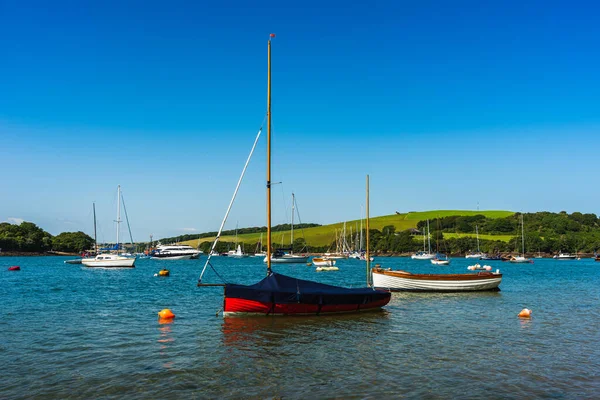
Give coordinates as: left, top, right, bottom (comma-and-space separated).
183, 210, 514, 248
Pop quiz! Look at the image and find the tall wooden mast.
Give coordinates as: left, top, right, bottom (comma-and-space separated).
366, 175, 371, 286
266, 34, 274, 275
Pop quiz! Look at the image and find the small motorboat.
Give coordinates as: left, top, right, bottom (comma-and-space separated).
8, 266, 20, 271
312, 257, 336, 267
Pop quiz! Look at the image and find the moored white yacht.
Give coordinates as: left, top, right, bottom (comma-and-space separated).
82, 253, 136, 268
151, 244, 202, 260
82, 185, 136, 268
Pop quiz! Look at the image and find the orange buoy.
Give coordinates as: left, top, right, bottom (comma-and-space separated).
158, 269, 170, 277
518, 308, 532, 318
158, 309, 175, 319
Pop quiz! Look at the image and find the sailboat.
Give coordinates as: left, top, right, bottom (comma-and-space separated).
197, 35, 390, 315
263, 193, 309, 264
411, 219, 435, 259
82, 185, 135, 268
431, 218, 450, 265
253, 233, 267, 257
464, 225, 487, 259
509, 214, 532, 263
228, 223, 249, 258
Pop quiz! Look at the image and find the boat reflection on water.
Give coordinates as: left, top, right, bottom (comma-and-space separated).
220, 311, 391, 350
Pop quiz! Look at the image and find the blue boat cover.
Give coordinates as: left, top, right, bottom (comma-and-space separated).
100, 244, 121, 251
225, 272, 390, 305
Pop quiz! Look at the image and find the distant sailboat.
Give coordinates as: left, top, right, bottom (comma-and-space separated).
82, 185, 135, 268
253, 233, 267, 257
229, 223, 249, 258
510, 214, 532, 263
411, 220, 435, 260
431, 217, 450, 265
465, 225, 486, 259
264, 193, 309, 264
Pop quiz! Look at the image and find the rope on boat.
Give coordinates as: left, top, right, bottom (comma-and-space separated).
198, 117, 266, 284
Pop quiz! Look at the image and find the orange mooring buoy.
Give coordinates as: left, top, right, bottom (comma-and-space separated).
158, 309, 175, 319
518, 308, 532, 318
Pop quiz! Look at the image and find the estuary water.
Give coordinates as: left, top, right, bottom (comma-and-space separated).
1, 255, 599, 399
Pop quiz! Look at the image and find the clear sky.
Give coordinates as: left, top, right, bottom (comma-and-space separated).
1, 0, 599, 243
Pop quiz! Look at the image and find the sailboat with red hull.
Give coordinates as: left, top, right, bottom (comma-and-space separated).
199, 35, 390, 316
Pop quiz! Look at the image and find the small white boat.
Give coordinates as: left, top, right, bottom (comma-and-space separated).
312, 257, 336, 267
264, 250, 309, 264
464, 225, 486, 259
411, 251, 435, 260
228, 244, 250, 258
316, 266, 339, 271
464, 252, 486, 259
509, 255, 532, 263
510, 215, 531, 263
81, 253, 135, 268
554, 253, 576, 260
323, 252, 348, 260
372, 267, 502, 292
431, 254, 450, 265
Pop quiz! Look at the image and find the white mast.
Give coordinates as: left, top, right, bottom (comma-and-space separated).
476, 224, 480, 253
427, 219, 431, 254
291, 192, 295, 253
116, 184, 121, 251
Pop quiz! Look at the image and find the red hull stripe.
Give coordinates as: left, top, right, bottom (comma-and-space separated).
224, 296, 390, 315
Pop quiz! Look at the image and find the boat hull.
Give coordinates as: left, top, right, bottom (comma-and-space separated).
465, 254, 485, 259
411, 253, 435, 260
81, 259, 135, 268
223, 296, 389, 316
372, 269, 501, 292
509, 257, 532, 263
312, 258, 336, 267
264, 255, 309, 263
222, 272, 391, 316
151, 254, 194, 260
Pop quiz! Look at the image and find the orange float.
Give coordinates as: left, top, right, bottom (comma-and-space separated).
158, 309, 175, 319
518, 308, 532, 318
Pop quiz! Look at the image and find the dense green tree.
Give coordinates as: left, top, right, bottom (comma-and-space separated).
52, 231, 94, 253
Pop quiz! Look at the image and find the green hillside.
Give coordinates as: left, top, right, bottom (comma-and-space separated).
183, 210, 514, 249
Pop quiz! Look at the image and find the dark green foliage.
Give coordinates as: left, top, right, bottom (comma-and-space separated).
0, 222, 53, 252
52, 231, 95, 253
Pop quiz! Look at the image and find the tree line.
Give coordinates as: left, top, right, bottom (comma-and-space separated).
0, 222, 94, 253
4, 211, 600, 255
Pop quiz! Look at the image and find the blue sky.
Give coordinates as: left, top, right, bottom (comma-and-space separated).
1, 0, 599, 242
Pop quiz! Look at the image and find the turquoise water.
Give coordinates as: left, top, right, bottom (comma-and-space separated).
1, 256, 599, 399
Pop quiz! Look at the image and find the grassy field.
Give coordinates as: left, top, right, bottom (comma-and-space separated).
183, 210, 514, 249
442, 233, 515, 243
